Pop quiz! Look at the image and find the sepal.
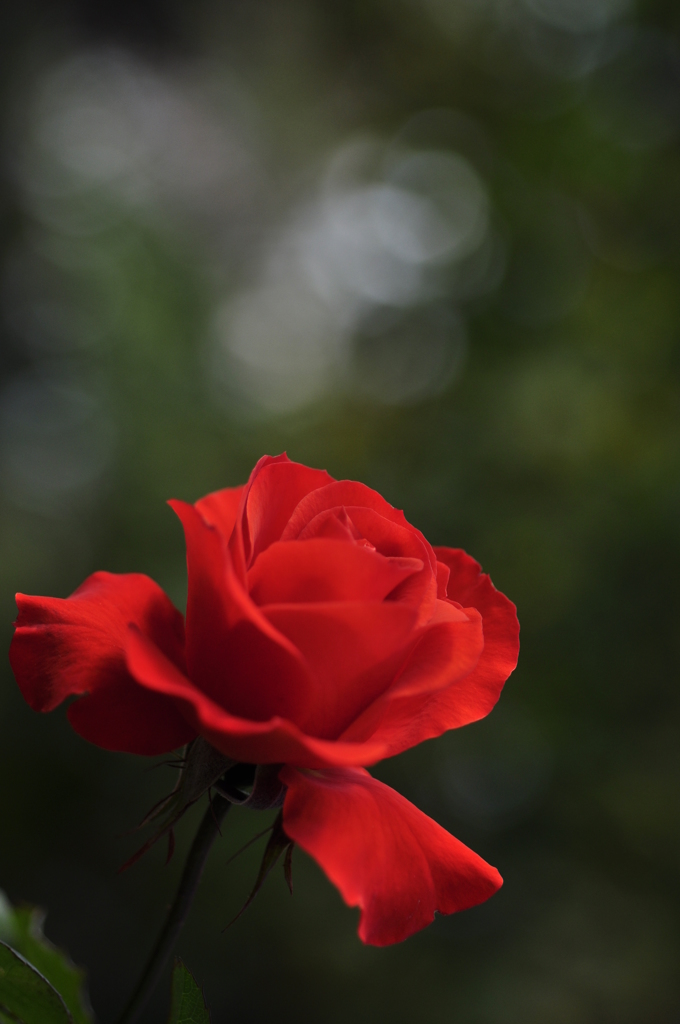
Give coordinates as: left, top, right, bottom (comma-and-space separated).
122, 737, 236, 870
226, 812, 294, 928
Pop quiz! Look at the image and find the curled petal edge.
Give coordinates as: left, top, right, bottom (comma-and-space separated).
357, 551, 519, 757
340, 602, 483, 745
125, 627, 388, 769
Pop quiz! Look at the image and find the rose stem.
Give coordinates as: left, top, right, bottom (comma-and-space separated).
116, 792, 231, 1024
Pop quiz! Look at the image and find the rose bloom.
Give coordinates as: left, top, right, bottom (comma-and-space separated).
10, 454, 518, 945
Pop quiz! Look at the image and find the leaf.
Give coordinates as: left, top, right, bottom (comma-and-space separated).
0, 941, 72, 1024
167, 959, 211, 1024
0, 894, 91, 1024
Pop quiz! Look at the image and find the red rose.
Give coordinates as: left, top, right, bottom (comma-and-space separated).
10, 454, 519, 945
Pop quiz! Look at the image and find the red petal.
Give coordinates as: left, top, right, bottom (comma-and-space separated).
340, 600, 484, 743
282, 480, 415, 540
357, 549, 519, 757
10, 572, 193, 754
297, 508, 364, 542
224, 455, 292, 584
341, 506, 437, 623
280, 765, 502, 945
263, 601, 419, 737
243, 456, 334, 565
438, 547, 507, 605
126, 629, 387, 768
194, 485, 246, 544
170, 499, 315, 725
436, 560, 450, 599
282, 480, 437, 568
287, 501, 436, 625
248, 538, 422, 605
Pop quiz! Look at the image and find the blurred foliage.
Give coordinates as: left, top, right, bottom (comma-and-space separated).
1, 0, 680, 1022
0, 942, 72, 1024
0, 893, 92, 1024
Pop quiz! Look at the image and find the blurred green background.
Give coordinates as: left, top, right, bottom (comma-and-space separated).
1, 0, 679, 1021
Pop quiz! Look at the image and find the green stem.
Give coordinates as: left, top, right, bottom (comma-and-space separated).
116, 794, 231, 1024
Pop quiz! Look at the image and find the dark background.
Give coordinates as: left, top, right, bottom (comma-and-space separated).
1, 0, 679, 1021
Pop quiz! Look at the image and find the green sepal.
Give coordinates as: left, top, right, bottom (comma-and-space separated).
227, 811, 294, 928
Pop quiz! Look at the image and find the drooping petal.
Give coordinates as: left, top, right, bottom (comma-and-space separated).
194, 484, 246, 544
263, 601, 419, 738
243, 455, 334, 565
248, 538, 422, 606
280, 765, 502, 946
125, 629, 387, 768
10, 572, 193, 754
170, 499, 315, 725
356, 550, 519, 758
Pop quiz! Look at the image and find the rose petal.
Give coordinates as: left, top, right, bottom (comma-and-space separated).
282, 479, 438, 581
297, 508, 364, 543
341, 506, 437, 623
340, 600, 484, 744
287, 503, 436, 624
248, 538, 422, 605
282, 480, 420, 545
280, 765, 502, 945
170, 499, 315, 724
126, 629, 387, 768
263, 601, 419, 737
194, 484, 246, 544
227, 454, 291, 582
10, 572, 193, 754
67, 677, 194, 755
436, 560, 450, 599
358, 550, 519, 757
243, 455, 334, 565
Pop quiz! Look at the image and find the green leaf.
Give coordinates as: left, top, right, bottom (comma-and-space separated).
0, 894, 91, 1024
0, 941, 72, 1024
167, 959, 211, 1024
